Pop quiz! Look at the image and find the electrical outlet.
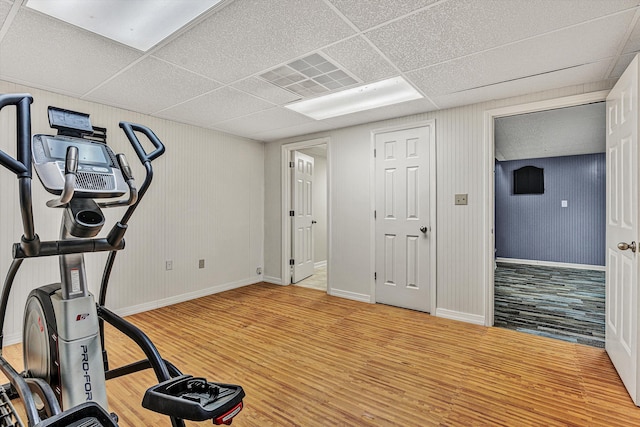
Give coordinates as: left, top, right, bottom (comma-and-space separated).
199, 259, 205, 269
256, 267, 262, 275
165, 260, 173, 271
455, 193, 468, 205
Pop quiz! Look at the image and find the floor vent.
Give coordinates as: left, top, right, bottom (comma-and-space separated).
259, 53, 359, 98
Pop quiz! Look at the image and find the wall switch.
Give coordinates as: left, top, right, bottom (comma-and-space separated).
561, 200, 568, 208
455, 194, 468, 205
165, 260, 173, 271
199, 259, 205, 269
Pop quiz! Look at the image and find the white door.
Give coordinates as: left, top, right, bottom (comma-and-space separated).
292, 151, 314, 283
375, 126, 432, 312
606, 54, 640, 405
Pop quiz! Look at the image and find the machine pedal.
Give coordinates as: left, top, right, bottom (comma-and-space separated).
142, 375, 244, 425
37, 402, 118, 427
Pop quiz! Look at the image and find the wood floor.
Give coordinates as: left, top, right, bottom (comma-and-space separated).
2, 282, 640, 426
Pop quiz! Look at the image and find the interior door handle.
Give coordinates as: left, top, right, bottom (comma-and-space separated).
311, 220, 317, 224
618, 241, 637, 253
420, 226, 428, 234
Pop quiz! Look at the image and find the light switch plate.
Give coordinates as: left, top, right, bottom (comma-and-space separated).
561, 200, 568, 208
455, 194, 468, 205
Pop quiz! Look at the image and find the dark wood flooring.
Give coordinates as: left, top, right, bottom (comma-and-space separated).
494, 262, 605, 347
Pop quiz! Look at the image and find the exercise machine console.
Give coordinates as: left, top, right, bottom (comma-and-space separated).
0, 94, 245, 426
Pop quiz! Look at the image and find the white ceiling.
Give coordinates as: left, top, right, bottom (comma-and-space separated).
495, 102, 606, 161
0, 0, 638, 143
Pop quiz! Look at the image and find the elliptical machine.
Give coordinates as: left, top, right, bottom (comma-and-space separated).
0, 93, 245, 426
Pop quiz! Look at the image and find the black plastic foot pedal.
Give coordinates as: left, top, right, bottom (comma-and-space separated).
37, 402, 118, 427
142, 375, 244, 425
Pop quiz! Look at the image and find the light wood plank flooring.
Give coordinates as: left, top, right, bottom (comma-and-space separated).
2, 283, 639, 426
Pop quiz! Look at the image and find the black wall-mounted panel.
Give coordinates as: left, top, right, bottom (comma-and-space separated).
513, 165, 544, 194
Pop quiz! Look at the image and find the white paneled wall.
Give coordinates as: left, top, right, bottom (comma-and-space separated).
0, 80, 264, 344
264, 80, 615, 323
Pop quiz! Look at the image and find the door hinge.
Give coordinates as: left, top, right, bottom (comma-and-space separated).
290, 259, 295, 266
374, 272, 377, 280
289, 210, 295, 216
374, 148, 376, 158
289, 161, 294, 168
374, 210, 376, 219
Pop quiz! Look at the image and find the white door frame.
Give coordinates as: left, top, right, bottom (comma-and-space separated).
370, 120, 437, 314
483, 90, 610, 326
281, 137, 331, 288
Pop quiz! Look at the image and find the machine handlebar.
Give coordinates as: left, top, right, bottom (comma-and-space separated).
119, 122, 165, 164
0, 93, 33, 177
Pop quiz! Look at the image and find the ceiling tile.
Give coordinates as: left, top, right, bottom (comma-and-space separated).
322, 36, 397, 82
0, 1, 11, 26
0, 8, 141, 96
495, 102, 605, 160
154, 0, 355, 84
85, 57, 221, 114
213, 107, 313, 137
231, 77, 301, 104
156, 86, 273, 127
407, 11, 633, 97
327, 0, 439, 30
431, 60, 610, 110
367, 0, 639, 72
248, 119, 342, 142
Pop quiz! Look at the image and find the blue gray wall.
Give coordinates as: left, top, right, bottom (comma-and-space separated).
495, 153, 605, 266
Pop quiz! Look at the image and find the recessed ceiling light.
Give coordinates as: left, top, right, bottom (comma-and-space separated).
26, 0, 222, 51
284, 76, 424, 120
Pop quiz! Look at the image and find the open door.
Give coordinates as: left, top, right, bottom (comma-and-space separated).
606, 54, 640, 405
291, 151, 314, 283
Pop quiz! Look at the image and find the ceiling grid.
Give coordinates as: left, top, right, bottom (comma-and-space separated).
0, 0, 638, 143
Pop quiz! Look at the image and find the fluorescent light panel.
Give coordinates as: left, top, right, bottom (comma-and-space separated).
26, 0, 222, 51
285, 77, 423, 120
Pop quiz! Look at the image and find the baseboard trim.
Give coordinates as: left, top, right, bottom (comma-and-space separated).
3, 332, 22, 347
262, 275, 283, 285
4, 277, 265, 347
496, 257, 605, 271
115, 276, 261, 318
329, 288, 372, 303
435, 308, 485, 326
314, 260, 327, 268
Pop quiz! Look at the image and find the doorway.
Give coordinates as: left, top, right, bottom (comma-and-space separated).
295, 145, 328, 290
492, 103, 606, 347
281, 138, 330, 291
483, 90, 610, 328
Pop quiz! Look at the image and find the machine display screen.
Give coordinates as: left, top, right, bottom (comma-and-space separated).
45, 137, 109, 165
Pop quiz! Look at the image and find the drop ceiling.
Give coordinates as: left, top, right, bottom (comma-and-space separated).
0, 0, 639, 143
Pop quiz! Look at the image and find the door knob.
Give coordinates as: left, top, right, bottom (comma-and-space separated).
618, 241, 637, 253
420, 226, 428, 234
311, 220, 317, 224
